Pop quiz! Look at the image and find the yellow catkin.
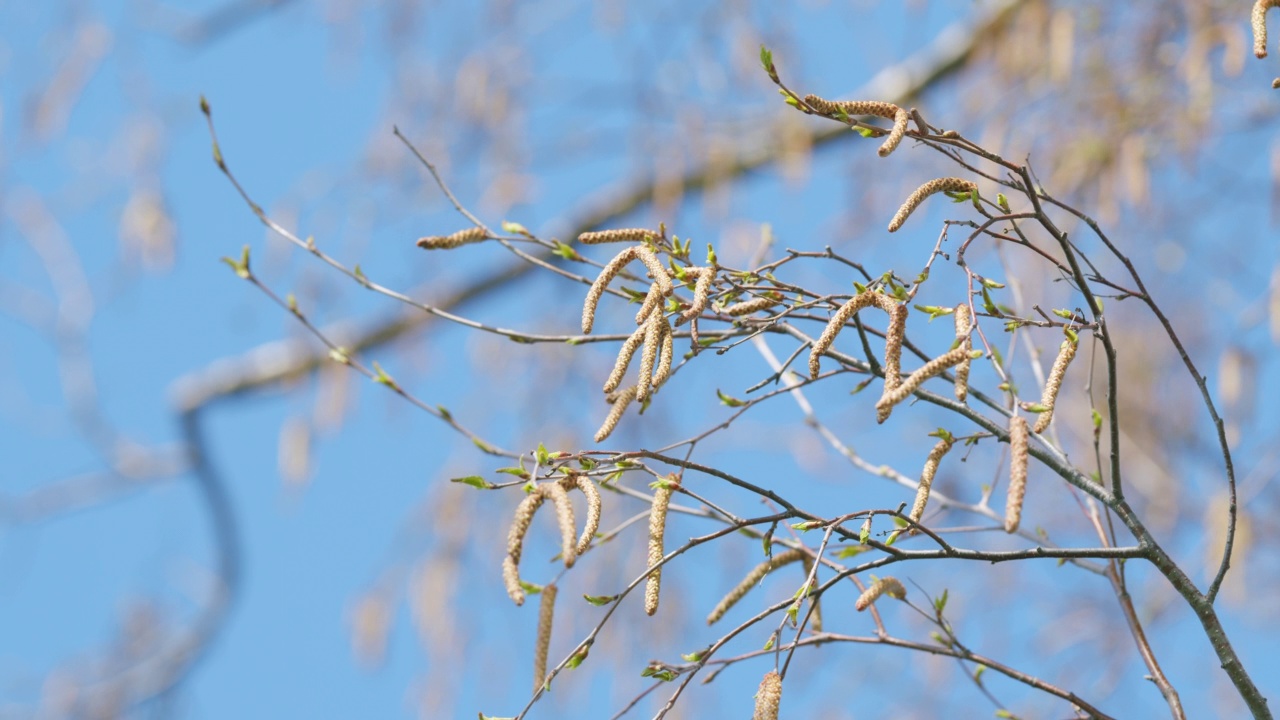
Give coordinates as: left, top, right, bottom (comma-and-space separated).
637, 313, 662, 402
653, 317, 674, 387
533, 584, 557, 692
887, 177, 977, 232
416, 226, 487, 250
909, 437, 955, 532
678, 267, 714, 325
645, 481, 675, 616
753, 670, 782, 720
875, 346, 972, 423
1254, 0, 1280, 58
706, 548, 807, 625
954, 304, 972, 402
560, 474, 602, 555
578, 228, 656, 244
503, 491, 546, 606
541, 482, 579, 569
582, 246, 640, 334
603, 324, 647, 393
802, 95, 909, 157
855, 576, 907, 611
722, 296, 779, 316
1034, 336, 1078, 433
809, 291, 902, 380
1006, 416, 1029, 533
594, 386, 637, 443
635, 246, 674, 298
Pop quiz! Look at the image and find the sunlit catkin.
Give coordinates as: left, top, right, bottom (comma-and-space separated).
560, 473, 602, 556
678, 267, 715, 325
416, 226, 487, 250
801, 95, 909, 157
1006, 416, 1029, 533
753, 670, 782, 720
503, 491, 547, 606
582, 246, 640, 334
1254, 0, 1280, 58
809, 291, 902, 380
909, 437, 955, 531
875, 346, 973, 423
603, 324, 647, 394
637, 314, 662, 402
541, 482, 579, 568
706, 548, 807, 625
653, 318, 674, 387
635, 246, 674, 298
954, 303, 972, 402
645, 481, 675, 616
887, 177, 977, 232
578, 228, 656, 244
533, 583, 557, 692
722, 296, 779, 316
1034, 335, 1078, 434
855, 576, 907, 611
594, 386, 637, 443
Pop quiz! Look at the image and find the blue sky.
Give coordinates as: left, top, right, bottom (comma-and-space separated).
2, 1, 1278, 718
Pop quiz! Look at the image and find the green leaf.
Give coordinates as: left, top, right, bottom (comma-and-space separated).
536, 443, 551, 466
353, 264, 370, 287
981, 286, 998, 315
552, 239, 581, 261
1064, 327, 1078, 344
583, 594, 618, 606
791, 520, 821, 532
286, 293, 298, 313
496, 466, 530, 479
974, 664, 987, 683
479, 714, 515, 720
979, 277, 1005, 289
1092, 409, 1103, 429
835, 545, 870, 559
1052, 308, 1075, 319
762, 635, 775, 651
565, 647, 589, 669
519, 581, 543, 595
706, 242, 718, 266
472, 437, 495, 453
716, 389, 747, 408
854, 126, 875, 138
759, 45, 773, 71
620, 286, 647, 303
1021, 402, 1049, 413
680, 650, 705, 662
450, 475, 494, 489
372, 361, 398, 389
501, 220, 531, 236
935, 589, 949, 613
996, 193, 1010, 212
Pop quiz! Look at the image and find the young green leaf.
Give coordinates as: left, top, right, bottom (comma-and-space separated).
450, 475, 494, 489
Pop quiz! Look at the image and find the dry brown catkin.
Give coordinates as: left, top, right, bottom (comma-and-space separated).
1006, 415, 1029, 533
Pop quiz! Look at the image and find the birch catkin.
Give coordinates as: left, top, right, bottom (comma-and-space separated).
722, 296, 779, 316
888, 177, 977, 232
416, 226, 487, 250
909, 437, 954, 531
954, 303, 972, 402
582, 246, 640, 334
1006, 416, 1029, 533
809, 291, 902, 380
541, 482, 578, 568
578, 228, 656, 244
559, 473, 602, 556
1254, 0, 1280, 58
753, 670, 782, 720
653, 317, 674, 387
594, 386, 637, 443
645, 481, 675, 616
533, 583, 557, 692
636, 313, 661, 402
706, 548, 807, 625
603, 324, 647, 393
678, 267, 715, 325
801, 95, 909, 157
1034, 336, 1078, 433
875, 346, 972, 423
503, 491, 546, 606
855, 576, 907, 611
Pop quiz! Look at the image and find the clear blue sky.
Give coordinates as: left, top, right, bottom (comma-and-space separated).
2, 2, 1278, 718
